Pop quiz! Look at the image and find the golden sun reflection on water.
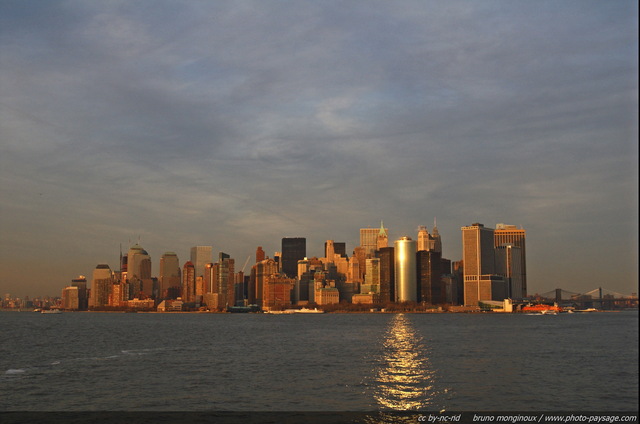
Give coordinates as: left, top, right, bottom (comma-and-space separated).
373, 314, 438, 411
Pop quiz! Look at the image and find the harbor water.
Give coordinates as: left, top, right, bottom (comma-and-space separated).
1, 311, 637, 412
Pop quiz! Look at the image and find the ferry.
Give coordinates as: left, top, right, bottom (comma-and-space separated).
227, 305, 260, 313
295, 308, 325, 314
41, 309, 62, 314
574, 308, 598, 313
521, 304, 563, 314
264, 309, 292, 314
265, 308, 325, 314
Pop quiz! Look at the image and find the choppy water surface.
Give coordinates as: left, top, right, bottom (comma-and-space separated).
0, 311, 637, 411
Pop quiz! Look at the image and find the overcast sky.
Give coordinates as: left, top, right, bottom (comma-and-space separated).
1, 0, 637, 298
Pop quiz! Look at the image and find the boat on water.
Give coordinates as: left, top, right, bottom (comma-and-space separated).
521, 304, 563, 314
227, 305, 261, 313
265, 308, 325, 314
295, 308, 325, 314
41, 309, 62, 314
574, 308, 598, 313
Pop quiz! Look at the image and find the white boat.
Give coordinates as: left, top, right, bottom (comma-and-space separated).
265, 308, 325, 314
574, 308, 598, 313
41, 309, 62, 314
295, 308, 325, 314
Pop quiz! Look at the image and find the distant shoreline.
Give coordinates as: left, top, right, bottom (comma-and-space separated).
2, 308, 635, 314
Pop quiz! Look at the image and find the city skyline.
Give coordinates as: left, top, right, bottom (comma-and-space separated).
1, 1, 637, 298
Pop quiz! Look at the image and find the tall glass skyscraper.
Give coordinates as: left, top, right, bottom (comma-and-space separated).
190, 246, 213, 279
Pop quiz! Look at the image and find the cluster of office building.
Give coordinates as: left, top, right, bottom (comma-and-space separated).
59, 221, 527, 311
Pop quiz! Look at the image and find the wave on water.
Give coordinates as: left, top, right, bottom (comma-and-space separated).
4, 347, 174, 377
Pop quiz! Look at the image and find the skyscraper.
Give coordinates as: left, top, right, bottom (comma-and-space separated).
281, 237, 306, 278
461, 223, 506, 306
494, 224, 527, 296
216, 252, 235, 307
376, 221, 388, 251
127, 244, 151, 280
417, 250, 443, 304
362, 257, 381, 294
91, 264, 112, 308
376, 247, 395, 304
62, 286, 79, 310
159, 252, 180, 299
251, 258, 280, 307
394, 237, 417, 302
190, 246, 213, 279
417, 221, 442, 253
71, 275, 88, 310
256, 246, 265, 263
325, 240, 336, 261
360, 222, 388, 257
417, 226, 432, 251
182, 261, 195, 303
127, 244, 151, 299
432, 219, 442, 253
333, 242, 347, 258
495, 244, 524, 299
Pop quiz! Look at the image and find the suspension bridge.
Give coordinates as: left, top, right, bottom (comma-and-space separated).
536, 287, 638, 309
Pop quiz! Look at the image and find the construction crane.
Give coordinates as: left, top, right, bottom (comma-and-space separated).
240, 255, 251, 274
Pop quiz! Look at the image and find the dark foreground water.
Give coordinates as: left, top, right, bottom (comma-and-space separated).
0, 311, 637, 412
